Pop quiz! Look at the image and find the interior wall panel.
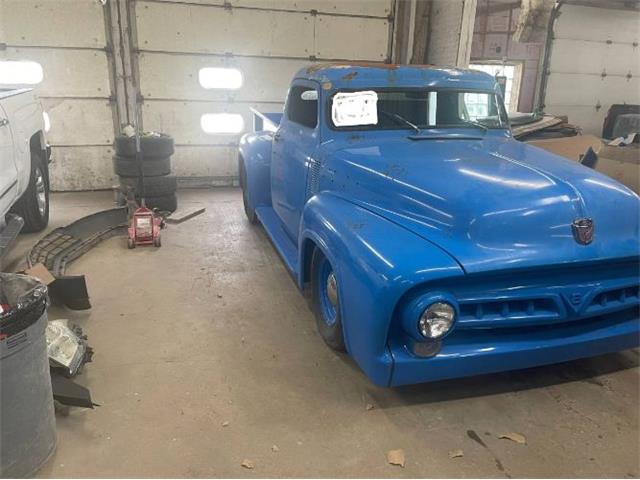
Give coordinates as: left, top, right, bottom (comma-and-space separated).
0, 0, 116, 191
134, 0, 393, 185
2, 48, 111, 98
1, 0, 106, 48
145, 0, 391, 17
139, 54, 307, 102
136, 2, 315, 58
544, 4, 640, 135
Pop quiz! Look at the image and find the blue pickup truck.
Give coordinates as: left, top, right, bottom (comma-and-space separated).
239, 63, 640, 387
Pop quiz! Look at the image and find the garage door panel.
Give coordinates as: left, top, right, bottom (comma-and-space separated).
172, 146, 237, 181
144, 0, 391, 17
1, 0, 106, 48
49, 146, 115, 191
137, 2, 313, 57
550, 39, 640, 76
139, 53, 307, 102
315, 15, 388, 60
554, 4, 640, 43
42, 99, 114, 146
143, 101, 281, 145
1, 48, 111, 97
545, 74, 640, 107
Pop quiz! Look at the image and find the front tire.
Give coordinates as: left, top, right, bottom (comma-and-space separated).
11, 150, 49, 233
311, 248, 346, 351
239, 160, 257, 224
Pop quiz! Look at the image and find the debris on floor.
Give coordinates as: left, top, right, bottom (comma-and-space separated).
50, 372, 97, 409
46, 319, 93, 377
27, 208, 128, 310
448, 449, 464, 458
241, 459, 255, 469
365, 403, 374, 411
386, 449, 405, 467
527, 133, 639, 193
165, 207, 206, 225
510, 112, 580, 141
499, 432, 527, 444
271, 445, 279, 452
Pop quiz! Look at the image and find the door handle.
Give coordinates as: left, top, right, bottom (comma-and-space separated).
0, 118, 8, 127
273, 132, 281, 142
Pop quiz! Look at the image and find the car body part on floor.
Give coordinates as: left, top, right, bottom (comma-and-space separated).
510, 112, 580, 140
28, 207, 128, 309
0, 273, 56, 479
50, 371, 97, 409
239, 63, 640, 387
165, 207, 206, 225
46, 319, 93, 377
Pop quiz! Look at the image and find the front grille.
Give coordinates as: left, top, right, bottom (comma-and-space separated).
458, 297, 560, 328
431, 258, 640, 330
586, 285, 640, 315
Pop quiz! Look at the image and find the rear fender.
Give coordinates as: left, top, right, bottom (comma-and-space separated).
299, 193, 463, 386
238, 132, 273, 211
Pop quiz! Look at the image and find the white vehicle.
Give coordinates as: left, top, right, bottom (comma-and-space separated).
0, 88, 50, 257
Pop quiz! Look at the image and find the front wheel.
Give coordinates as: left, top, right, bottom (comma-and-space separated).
311, 248, 346, 351
239, 161, 257, 224
10, 151, 49, 233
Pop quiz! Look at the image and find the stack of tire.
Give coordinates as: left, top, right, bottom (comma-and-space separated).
113, 133, 178, 212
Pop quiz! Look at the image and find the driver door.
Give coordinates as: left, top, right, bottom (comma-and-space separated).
271, 81, 319, 241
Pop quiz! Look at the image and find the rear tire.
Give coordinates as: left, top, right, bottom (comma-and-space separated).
114, 134, 174, 158
113, 155, 171, 177
10, 150, 49, 233
142, 193, 177, 213
239, 161, 257, 224
310, 248, 346, 351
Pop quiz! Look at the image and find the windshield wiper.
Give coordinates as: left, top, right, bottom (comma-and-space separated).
379, 110, 421, 134
460, 119, 488, 132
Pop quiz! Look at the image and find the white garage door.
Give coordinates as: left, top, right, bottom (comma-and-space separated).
0, 0, 117, 191
0, 0, 392, 190
544, 3, 640, 136
134, 0, 392, 185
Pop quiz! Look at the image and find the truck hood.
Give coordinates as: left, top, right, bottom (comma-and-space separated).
324, 135, 640, 274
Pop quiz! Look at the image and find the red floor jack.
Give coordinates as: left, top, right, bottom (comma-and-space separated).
126, 121, 164, 249
127, 205, 163, 248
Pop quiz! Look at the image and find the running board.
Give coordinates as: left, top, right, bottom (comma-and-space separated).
255, 206, 298, 275
0, 214, 24, 269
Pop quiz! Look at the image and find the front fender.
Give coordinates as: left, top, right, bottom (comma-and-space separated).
239, 132, 273, 211
299, 192, 463, 386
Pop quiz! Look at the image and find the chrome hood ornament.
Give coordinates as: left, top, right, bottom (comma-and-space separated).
572, 218, 594, 245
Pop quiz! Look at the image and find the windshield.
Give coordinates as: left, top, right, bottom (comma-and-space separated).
329, 89, 508, 131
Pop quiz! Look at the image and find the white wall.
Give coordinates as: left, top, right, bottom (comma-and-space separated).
0, 0, 117, 191
544, 3, 640, 135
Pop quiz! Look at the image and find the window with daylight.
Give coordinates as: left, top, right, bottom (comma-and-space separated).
200, 113, 244, 134
0, 60, 44, 85
287, 86, 318, 128
470, 63, 520, 113
198, 67, 243, 90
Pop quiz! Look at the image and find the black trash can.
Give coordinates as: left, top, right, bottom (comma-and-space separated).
0, 273, 56, 478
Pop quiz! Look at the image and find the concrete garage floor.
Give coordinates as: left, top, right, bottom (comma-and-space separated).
5, 189, 639, 478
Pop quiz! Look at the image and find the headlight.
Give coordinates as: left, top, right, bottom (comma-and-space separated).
418, 302, 455, 339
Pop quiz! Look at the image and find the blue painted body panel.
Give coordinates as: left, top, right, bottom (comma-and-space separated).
239, 64, 640, 387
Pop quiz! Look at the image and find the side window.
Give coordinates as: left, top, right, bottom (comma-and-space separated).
286, 85, 318, 129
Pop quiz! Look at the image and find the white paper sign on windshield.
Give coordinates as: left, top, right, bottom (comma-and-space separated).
332, 91, 378, 127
